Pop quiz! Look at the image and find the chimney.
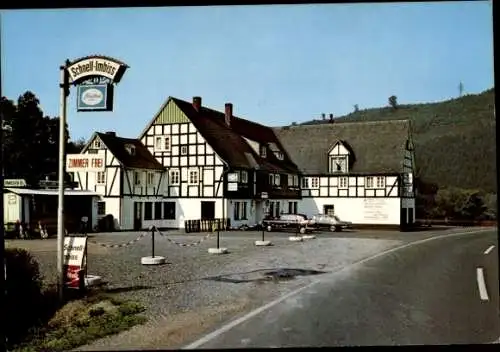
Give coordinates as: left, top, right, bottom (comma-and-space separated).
193, 96, 202, 112
224, 103, 233, 127
105, 131, 116, 136
322, 113, 326, 120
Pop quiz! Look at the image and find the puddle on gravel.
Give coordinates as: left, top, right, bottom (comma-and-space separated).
205, 268, 327, 284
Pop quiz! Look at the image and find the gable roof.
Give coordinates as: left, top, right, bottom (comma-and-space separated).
85, 132, 164, 170
273, 120, 411, 175
141, 96, 299, 173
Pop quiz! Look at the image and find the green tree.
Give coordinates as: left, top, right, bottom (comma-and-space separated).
388, 95, 398, 109
1, 91, 81, 186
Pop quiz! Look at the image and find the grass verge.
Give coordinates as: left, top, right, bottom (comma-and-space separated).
11, 290, 147, 352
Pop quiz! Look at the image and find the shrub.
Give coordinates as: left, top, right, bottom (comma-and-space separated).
5, 248, 44, 345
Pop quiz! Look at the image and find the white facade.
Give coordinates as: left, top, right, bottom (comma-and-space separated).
139, 99, 230, 229
71, 134, 169, 230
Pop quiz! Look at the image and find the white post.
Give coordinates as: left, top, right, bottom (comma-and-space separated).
57, 64, 68, 301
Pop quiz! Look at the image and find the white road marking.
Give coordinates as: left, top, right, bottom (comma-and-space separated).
476, 267, 489, 301
183, 228, 493, 349
484, 245, 495, 255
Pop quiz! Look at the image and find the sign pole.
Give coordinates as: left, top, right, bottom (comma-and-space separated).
57, 63, 68, 302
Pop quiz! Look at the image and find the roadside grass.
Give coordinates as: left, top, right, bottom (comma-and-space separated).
11, 288, 147, 352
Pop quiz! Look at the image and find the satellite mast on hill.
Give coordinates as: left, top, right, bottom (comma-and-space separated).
458, 81, 464, 97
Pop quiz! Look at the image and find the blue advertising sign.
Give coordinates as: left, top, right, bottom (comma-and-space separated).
76, 84, 114, 112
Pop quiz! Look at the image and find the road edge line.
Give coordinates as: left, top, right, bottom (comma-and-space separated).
183, 228, 493, 349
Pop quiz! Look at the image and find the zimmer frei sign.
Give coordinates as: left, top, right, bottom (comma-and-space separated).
66, 55, 128, 112
66, 154, 105, 172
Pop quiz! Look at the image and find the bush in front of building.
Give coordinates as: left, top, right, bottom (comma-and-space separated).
4, 248, 45, 346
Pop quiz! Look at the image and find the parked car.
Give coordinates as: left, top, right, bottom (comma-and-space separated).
311, 214, 353, 232
262, 213, 316, 234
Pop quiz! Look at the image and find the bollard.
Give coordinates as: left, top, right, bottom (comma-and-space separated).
141, 226, 166, 265
151, 226, 155, 258
217, 226, 220, 249
262, 227, 265, 242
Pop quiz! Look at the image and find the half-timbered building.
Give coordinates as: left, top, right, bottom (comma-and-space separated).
138, 96, 301, 228
273, 120, 416, 229
69, 131, 169, 230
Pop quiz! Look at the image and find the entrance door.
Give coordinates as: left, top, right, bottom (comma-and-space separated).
324, 205, 335, 216
408, 207, 414, 225
400, 208, 408, 231
201, 201, 215, 220
133, 202, 142, 231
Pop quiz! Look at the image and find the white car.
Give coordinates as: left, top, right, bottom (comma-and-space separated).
311, 214, 352, 232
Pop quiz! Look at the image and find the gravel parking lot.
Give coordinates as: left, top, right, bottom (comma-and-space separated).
5, 227, 478, 350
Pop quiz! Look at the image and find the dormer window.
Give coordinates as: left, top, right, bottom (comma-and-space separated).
274, 151, 284, 160
330, 156, 348, 173
260, 146, 267, 158
125, 144, 136, 156
92, 139, 101, 149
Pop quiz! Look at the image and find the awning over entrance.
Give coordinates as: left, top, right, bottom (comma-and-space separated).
4, 188, 100, 196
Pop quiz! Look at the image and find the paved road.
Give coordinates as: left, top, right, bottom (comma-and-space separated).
185, 229, 499, 348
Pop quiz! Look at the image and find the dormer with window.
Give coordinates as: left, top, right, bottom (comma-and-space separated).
125, 144, 136, 156
260, 145, 267, 158
327, 140, 354, 174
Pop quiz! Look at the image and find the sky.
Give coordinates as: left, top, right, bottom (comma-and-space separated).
1, 2, 494, 142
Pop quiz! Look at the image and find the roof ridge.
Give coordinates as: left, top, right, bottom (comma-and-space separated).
275, 119, 410, 129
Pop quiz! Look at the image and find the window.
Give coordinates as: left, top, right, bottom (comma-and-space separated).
330, 156, 348, 173
233, 201, 247, 220
288, 201, 298, 214
376, 176, 385, 188
154, 202, 162, 220
125, 144, 136, 156
288, 174, 293, 186
260, 146, 267, 158
96, 171, 106, 185
163, 202, 176, 219
311, 177, 319, 188
188, 169, 198, 184
134, 171, 141, 185
170, 170, 180, 185
180, 146, 188, 155
302, 177, 309, 188
275, 174, 281, 186
144, 202, 153, 220
293, 175, 299, 187
269, 174, 274, 186
240, 171, 248, 183
97, 201, 106, 216
154, 136, 171, 152
147, 172, 155, 185
366, 176, 374, 188
339, 176, 348, 189
275, 152, 284, 160
92, 139, 101, 149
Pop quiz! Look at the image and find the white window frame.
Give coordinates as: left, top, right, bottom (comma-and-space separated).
274, 174, 281, 186
330, 156, 348, 173
269, 174, 274, 186
188, 169, 199, 185
365, 176, 374, 188
96, 171, 106, 185
134, 171, 141, 185
92, 139, 101, 149
154, 136, 171, 152
234, 201, 248, 221
311, 177, 319, 189
240, 170, 248, 183
376, 176, 385, 188
147, 172, 155, 185
288, 174, 293, 186
339, 176, 348, 189
169, 169, 180, 185
293, 175, 299, 187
